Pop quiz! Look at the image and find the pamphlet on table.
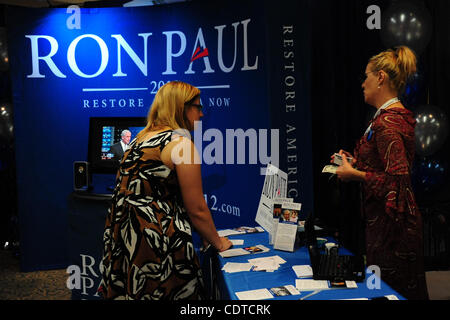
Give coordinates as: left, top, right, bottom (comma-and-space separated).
222, 255, 287, 273
235, 285, 300, 300
218, 226, 264, 237
269, 197, 293, 245
273, 202, 302, 252
218, 244, 270, 258
255, 164, 288, 234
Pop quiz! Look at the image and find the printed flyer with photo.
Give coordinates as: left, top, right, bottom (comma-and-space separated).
269, 197, 293, 244
273, 202, 302, 252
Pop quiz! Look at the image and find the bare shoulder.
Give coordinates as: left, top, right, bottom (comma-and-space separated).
160, 136, 199, 169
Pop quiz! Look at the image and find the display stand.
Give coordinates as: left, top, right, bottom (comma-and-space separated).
67, 191, 111, 300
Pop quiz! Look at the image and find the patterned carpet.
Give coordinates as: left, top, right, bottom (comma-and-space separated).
0, 249, 71, 300
1, 247, 449, 300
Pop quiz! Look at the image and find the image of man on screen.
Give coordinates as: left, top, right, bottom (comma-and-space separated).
109, 129, 131, 163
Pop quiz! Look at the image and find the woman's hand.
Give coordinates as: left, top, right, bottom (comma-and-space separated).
336, 150, 365, 182
217, 237, 233, 252
331, 149, 356, 166
336, 153, 356, 181
201, 236, 232, 252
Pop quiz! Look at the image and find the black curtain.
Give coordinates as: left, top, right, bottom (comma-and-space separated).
0, 4, 17, 250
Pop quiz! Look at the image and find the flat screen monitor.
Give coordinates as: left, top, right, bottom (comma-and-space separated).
88, 117, 146, 174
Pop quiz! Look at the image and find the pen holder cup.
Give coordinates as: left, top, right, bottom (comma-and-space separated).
325, 242, 338, 255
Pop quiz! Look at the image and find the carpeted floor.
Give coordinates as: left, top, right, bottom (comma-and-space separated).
0, 249, 71, 300
1, 248, 449, 300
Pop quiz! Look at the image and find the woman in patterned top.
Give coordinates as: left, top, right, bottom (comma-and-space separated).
99, 81, 232, 300
334, 46, 428, 300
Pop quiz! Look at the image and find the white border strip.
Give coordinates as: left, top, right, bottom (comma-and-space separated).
82, 88, 148, 92
196, 85, 230, 89
82, 84, 230, 92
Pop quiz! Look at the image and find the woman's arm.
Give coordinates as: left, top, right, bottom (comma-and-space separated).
336, 151, 366, 182
337, 115, 415, 219
161, 137, 232, 252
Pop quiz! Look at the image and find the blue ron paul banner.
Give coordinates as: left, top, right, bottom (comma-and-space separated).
7, 0, 312, 274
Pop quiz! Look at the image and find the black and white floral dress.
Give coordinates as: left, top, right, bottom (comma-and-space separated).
99, 130, 204, 300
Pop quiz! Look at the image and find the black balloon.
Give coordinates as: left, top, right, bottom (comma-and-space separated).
0, 28, 8, 72
412, 156, 448, 195
402, 70, 423, 108
0, 102, 13, 140
415, 105, 449, 156
380, 1, 432, 55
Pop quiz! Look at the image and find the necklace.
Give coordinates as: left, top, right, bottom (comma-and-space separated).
364, 97, 400, 138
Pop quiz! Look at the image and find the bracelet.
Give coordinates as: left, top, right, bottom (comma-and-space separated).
200, 243, 211, 253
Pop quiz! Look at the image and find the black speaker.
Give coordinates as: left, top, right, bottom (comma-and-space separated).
73, 161, 90, 191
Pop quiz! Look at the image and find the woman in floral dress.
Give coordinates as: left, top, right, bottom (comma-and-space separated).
99, 81, 232, 300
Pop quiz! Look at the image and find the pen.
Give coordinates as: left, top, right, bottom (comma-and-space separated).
299, 290, 322, 300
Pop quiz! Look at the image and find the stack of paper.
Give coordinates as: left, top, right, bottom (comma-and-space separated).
218, 244, 270, 258
292, 265, 313, 278
248, 255, 286, 272
218, 226, 264, 237
217, 229, 245, 237
218, 248, 251, 258
235, 288, 274, 300
295, 279, 330, 291
339, 295, 398, 301
235, 285, 300, 300
222, 262, 253, 273
295, 279, 359, 291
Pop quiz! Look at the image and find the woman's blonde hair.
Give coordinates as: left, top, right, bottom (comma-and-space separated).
136, 81, 200, 141
369, 45, 417, 94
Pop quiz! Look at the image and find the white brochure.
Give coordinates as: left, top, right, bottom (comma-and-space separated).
236, 285, 300, 300
248, 255, 287, 272
235, 288, 274, 300
255, 164, 288, 233
295, 279, 329, 291
269, 197, 293, 245
222, 262, 253, 273
273, 202, 302, 252
219, 248, 251, 258
218, 244, 270, 258
292, 265, 313, 278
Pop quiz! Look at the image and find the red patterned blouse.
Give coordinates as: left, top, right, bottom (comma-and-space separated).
354, 107, 428, 300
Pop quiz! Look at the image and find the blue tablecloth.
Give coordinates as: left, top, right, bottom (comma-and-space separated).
214, 230, 405, 300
